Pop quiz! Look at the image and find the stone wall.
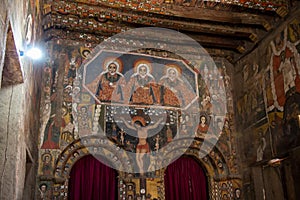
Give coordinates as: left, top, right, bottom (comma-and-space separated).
0, 1, 8, 88
0, 0, 42, 199
233, 4, 300, 200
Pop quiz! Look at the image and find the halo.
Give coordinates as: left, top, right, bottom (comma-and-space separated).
102, 57, 123, 72
132, 116, 146, 126
164, 63, 182, 75
42, 152, 52, 161
39, 183, 48, 189
80, 47, 91, 58
133, 59, 152, 73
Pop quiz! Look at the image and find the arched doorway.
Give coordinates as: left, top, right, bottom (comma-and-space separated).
164, 156, 208, 200
68, 155, 117, 200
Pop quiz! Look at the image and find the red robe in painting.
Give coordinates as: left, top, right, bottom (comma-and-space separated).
272, 47, 300, 108
159, 77, 195, 108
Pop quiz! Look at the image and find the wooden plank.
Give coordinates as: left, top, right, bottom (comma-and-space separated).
168, 5, 273, 28
51, 1, 260, 39
44, 29, 238, 64
185, 33, 245, 50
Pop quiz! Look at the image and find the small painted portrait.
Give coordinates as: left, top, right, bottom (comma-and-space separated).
80, 47, 91, 58
196, 115, 209, 136
128, 185, 133, 191
234, 188, 241, 199
78, 105, 92, 136
41, 153, 53, 176
39, 183, 49, 200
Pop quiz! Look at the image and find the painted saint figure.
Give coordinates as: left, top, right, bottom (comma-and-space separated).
127, 63, 157, 105
256, 132, 266, 162
41, 153, 53, 176
279, 57, 297, 94
159, 67, 194, 107
166, 125, 173, 143
95, 61, 124, 102
196, 115, 209, 136
39, 183, 49, 200
154, 134, 161, 151
110, 122, 118, 141
41, 114, 61, 149
119, 128, 126, 145
78, 106, 92, 136
121, 117, 164, 174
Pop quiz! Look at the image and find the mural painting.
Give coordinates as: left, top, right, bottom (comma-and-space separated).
37, 41, 239, 199
83, 51, 198, 108
236, 62, 266, 128
38, 182, 51, 200
265, 19, 300, 156
220, 25, 300, 200
282, 93, 300, 148
269, 28, 300, 110
252, 119, 272, 163
77, 50, 200, 178
237, 18, 300, 165
236, 19, 300, 166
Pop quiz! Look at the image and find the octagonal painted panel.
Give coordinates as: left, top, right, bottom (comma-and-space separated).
83, 50, 199, 110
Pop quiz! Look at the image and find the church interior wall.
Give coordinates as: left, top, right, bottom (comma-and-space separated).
233, 6, 300, 200
0, 0, 299, 200
36, 37, 241, 199
0, 0, 43, 199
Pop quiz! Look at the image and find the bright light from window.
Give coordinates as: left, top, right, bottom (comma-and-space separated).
25, 47, 42, 60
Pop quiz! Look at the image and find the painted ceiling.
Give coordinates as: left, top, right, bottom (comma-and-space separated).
43, 0, 293, 63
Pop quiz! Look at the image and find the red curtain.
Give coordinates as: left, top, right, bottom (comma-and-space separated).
68, 155, 117, 200
164, 156, 207, 200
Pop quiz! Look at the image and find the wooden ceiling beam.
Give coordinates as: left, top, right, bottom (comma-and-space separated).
45, 0, 286, 63
166, 5, 273, 31
184, 33, 246, 51
44, 28, 237, 62
62, 0, 274, 30
51, 1, 260, 40
48, 13, 249, 53
71, 0, 286, 17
